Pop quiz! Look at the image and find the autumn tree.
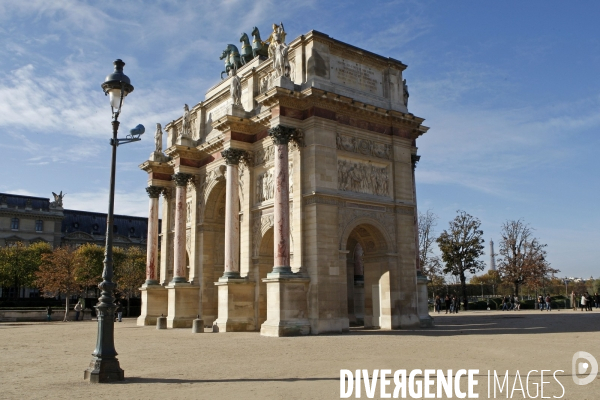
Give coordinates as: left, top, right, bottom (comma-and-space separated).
0, 241, 52, 299
114, 246, 146, 317
418, 210, 445, 291
74, 243, 105, 295
470, 270, 502, 285
497, 220, 558, 298
35, 247, 80, 321
436, 211, 486, 309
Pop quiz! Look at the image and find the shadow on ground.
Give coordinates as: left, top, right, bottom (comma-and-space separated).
348, 312, 600, 337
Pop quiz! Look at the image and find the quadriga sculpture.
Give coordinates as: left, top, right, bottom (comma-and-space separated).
220, 44, 242, 79
251, 26, 269, 58
239, 33, 254, 65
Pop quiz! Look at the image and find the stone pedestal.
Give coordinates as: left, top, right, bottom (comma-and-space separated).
226, 104, 249, 118
260, 275, 311, 337
273, 75, 295, 91
214, 278, 256, 332
166, 283, 199, 328
137, 284, 167, 326
417, 273, 434, 327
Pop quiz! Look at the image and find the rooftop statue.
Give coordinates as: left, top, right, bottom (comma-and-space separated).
154, 123, 163, 152
266, 22, 290, 78
403, 79, 409, 107
220, 44, 242, 79
250, 26, 269, 58
51, 191, 66, 208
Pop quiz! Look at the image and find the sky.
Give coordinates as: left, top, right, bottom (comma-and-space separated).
0, 1, 598, 279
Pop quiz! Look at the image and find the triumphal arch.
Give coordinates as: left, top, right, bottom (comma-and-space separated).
138, 26, 431, 336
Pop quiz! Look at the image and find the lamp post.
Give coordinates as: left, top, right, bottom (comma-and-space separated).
84, 59, 142, 383
563, 279, 570, 310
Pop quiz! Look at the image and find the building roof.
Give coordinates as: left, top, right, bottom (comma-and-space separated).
62, 209, 157, 239
0, 193, 51, 211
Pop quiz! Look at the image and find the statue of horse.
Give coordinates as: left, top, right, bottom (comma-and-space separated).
251, 26, 269, 58
219, 44, 242, 79
239, 33, 254, 65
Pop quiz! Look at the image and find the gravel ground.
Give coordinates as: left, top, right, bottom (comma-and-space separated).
1, 309, 598, 399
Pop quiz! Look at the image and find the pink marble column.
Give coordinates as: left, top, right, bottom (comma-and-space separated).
411, 154, 421, 272
145, 186, 163, 284
171, 173, 192, 283
268, 125, 296, 274
220, 148, 247, 279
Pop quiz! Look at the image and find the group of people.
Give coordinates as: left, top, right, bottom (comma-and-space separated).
501, 295, 522, 311
44, 300, 124, 322
433, 295, 466, 314
536, 294, 553, 311
570, 291, 599, 311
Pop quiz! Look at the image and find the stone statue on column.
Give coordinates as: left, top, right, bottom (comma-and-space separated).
229, 68, 242, 107
403, 79, 409, 107
154, 123, 163, 153
267, 22, 290, 78
181, 104, 191, 138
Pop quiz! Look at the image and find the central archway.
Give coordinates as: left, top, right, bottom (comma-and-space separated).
343, 222, 391, 329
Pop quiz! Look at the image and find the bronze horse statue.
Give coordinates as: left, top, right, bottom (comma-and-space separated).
251, 26, 269, 58
239, 33, 254, 65
220, 44, 242, 79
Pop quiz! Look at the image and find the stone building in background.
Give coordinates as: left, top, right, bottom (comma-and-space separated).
139, 28, 431, 336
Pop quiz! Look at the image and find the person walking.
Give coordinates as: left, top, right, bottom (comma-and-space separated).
570, 291, 576, 311
46, 305, 53, 322
538, 295, 544, 311
545, 294, 552, 311
580, 293, 587, 311
585, 292, 592, 311
514, 294, 520, 311
595, 293, 600, 310
116, 302, 123, 322
434, 296, 441, 314
444, 295, 451, 314
454, 296, 459, 314
74, 301, 82, 321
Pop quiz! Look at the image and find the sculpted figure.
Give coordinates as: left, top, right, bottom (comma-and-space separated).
181, 104, 191, 138
154, 123, 163, 152
51, 191, 66, 207
266, 22, 290, 78
403, 79, 409, 107
229, 68, 242, 106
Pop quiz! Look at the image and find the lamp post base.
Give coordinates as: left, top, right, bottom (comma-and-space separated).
84, 357, 124, 383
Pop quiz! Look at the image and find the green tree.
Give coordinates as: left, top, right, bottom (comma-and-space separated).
114, 246, 146, 317
436, 211, 486, 309
35, 247, 80, 321
0, 242, 52, 299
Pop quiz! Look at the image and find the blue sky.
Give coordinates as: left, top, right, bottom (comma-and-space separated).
0, 1, 598, 278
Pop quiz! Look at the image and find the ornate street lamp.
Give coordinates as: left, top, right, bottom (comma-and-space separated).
84, 59, 142, 383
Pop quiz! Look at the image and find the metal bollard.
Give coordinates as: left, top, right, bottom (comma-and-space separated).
191, 315, 204, 333
156, 314, 167, 330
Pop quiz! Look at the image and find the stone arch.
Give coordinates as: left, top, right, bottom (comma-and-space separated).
342, 221, 393, 329
199, 178, 227, 326
339, 216, 391, 254
254, 226, 274, 329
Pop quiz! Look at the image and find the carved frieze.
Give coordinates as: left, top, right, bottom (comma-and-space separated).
254, 146, 275, 166
256, 169, 274, 203
338, 159, 389, 197
336, 132, 391, 160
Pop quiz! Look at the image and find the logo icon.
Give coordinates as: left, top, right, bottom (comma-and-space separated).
572, 351, 598, 385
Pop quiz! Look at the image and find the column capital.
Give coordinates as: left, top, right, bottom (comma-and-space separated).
221, 148, 248, 165
172, 172, 193, 187
268, 125, 296, 145
146, 186, 163, 198
411, 154, 421, 170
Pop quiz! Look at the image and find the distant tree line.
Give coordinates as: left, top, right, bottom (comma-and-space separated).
0, 243, 145, 321
419, 210, 561, 309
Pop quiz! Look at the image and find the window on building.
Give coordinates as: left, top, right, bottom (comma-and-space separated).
35, 220, 43, 232
11, 218, 19, 230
